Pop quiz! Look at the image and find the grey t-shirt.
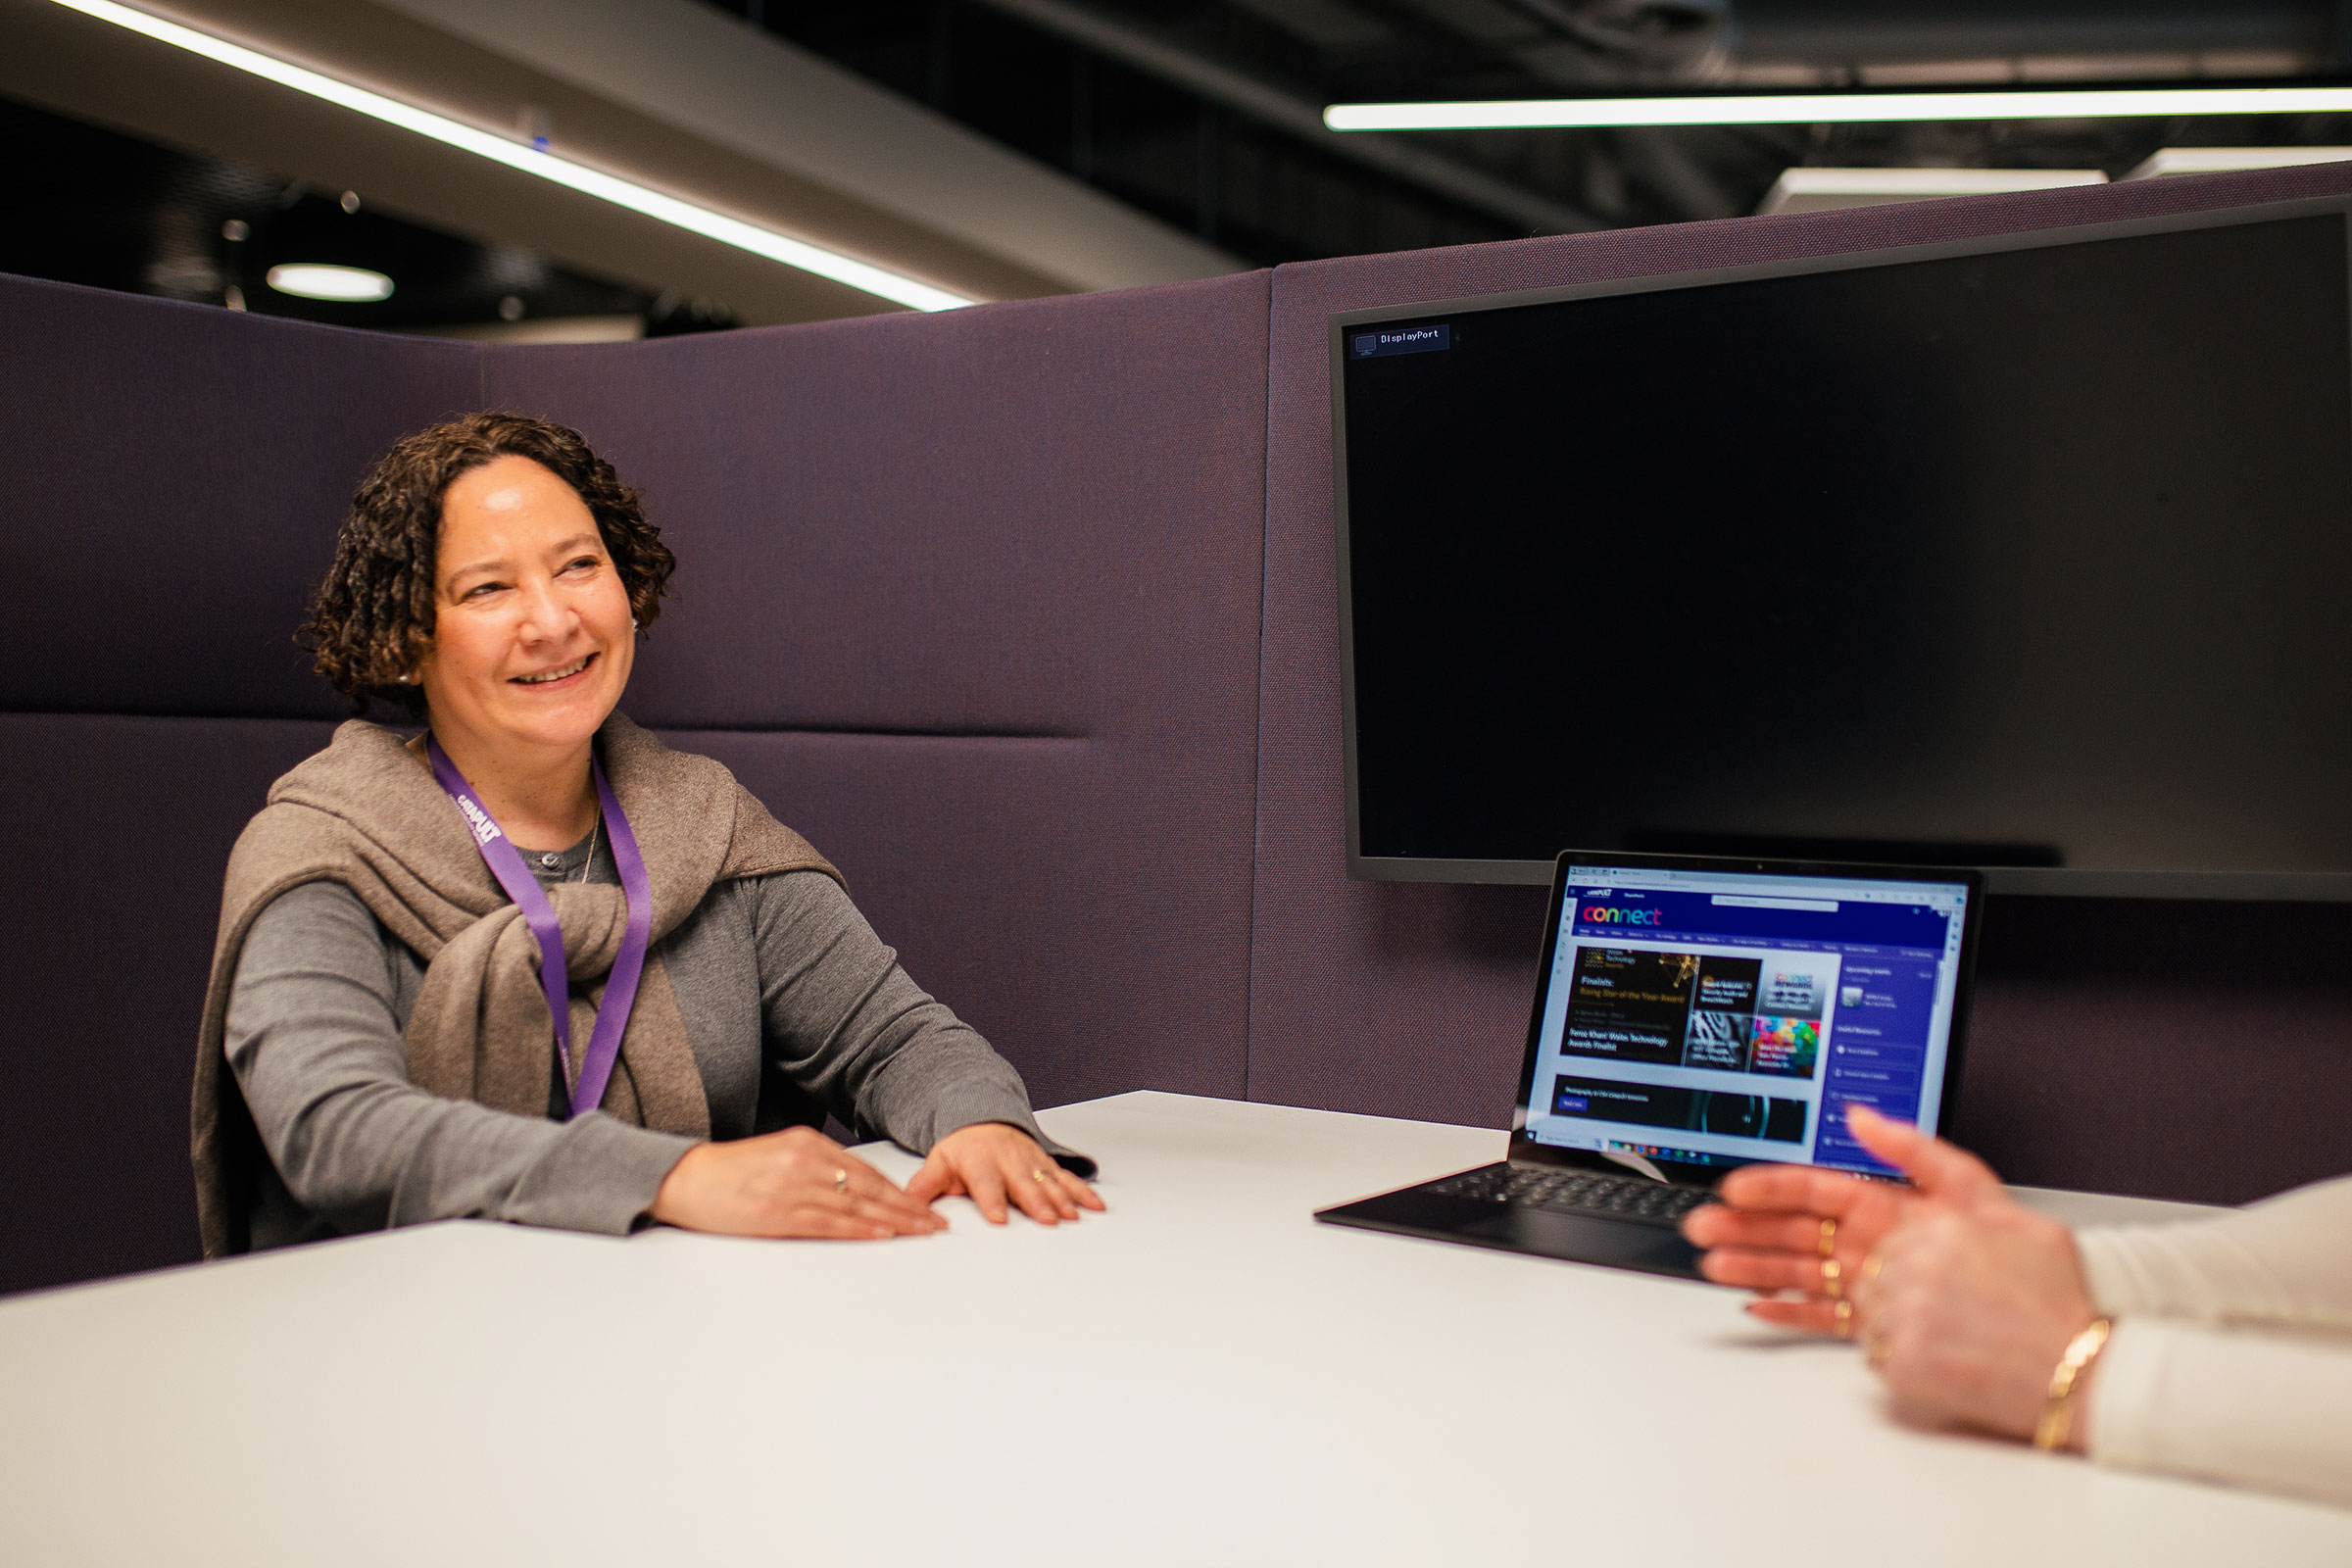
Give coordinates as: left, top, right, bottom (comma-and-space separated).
223, 826, 1074, 1248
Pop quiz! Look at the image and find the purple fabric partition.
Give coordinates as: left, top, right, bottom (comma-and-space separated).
477, 273, 1274, 1115
0, 278, 482, 720
0, 271, 1272, 1298
0, 716, 335, 1293
0, 279, 479, 1295
11, 161, 2352, 1299
1250, 164, 2352, 1204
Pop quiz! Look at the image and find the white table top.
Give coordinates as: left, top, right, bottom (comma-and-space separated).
3, 1091, 2345, 1565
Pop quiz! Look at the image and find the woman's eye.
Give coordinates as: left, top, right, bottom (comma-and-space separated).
564, 556, 602, 573
462, 581, 505, 600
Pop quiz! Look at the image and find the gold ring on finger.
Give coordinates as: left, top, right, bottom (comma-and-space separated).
1833, 1299, 1853, 1340
1817, 1217, 1838, 1258
1862, 1250, 1885, 1286
833, 1167, 849, 1196
1032, 1167, 1054, 1184
1820, 1256, 1842, 1299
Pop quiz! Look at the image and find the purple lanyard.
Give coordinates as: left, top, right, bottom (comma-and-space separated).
427, 737, 652, 1120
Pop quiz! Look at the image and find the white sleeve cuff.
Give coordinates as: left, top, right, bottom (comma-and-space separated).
2084, 1317, 2352, 1510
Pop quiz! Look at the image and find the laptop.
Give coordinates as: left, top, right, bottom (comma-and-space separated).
1314, 850, 1985, 1278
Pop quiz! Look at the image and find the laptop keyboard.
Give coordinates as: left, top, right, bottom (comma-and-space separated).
1428, 1165, 1712, 1225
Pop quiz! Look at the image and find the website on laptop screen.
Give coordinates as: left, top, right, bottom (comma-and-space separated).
1522, 864, 1971, 1178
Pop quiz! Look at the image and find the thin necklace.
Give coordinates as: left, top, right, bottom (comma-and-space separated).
577, 816, 601, 884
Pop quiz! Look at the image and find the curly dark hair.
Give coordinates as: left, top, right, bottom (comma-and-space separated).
302, 412, 675, 715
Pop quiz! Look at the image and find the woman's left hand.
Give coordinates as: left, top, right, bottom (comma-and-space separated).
906, 1122, 1106, 1226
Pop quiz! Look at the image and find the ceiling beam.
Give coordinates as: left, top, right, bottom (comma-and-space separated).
368, 0, 1243, 293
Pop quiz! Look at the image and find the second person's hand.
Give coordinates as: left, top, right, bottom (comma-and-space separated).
1840, 1108, 2100, 1444
1681, 1111, 1927, 1335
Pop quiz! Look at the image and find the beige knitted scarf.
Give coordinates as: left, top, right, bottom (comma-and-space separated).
191, 711, 836, 1257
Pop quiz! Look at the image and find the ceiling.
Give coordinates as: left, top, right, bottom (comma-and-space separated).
0, 0, 1234, 334
0, 92, 698, 335
4, 0, 2349, 332
761, 0, 2352, 251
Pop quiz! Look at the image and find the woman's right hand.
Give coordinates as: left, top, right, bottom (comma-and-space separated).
648, 1126, 947, 1239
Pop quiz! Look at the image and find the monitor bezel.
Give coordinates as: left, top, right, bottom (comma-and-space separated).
1329, 193, 2352, 898
1505, 849, 1988, 1187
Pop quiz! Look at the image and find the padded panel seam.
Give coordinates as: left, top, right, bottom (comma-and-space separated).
0, 710, 1092, 740
642, 724, 1090, 741
1245, 266, 1277, 1106
0, 707, 347, 722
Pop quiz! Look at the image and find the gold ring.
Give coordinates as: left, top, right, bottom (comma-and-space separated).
1820, 1256, 1843, 1299
1031, 1167, 1054, 1185
1818, 1217, 1838, 1258
833, 1167, 849, 1196
1862, 1250, 1885, 1286
1833, 1299, 1853, 1340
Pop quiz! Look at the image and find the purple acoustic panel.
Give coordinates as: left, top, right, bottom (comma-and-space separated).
1964, 896, 2352, 1205
0, 274, 482, 718
0, 714, 338, 1296
667, 729, 1170, 1112
0, 275, 479, 1295
486, 275, 1272, 1110
1251, 166, 2352, 1200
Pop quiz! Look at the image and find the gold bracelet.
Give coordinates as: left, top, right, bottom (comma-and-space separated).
2033, 1317, 2113, 1452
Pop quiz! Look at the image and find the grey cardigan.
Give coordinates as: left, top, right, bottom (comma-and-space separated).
224, 827, 1075, 1249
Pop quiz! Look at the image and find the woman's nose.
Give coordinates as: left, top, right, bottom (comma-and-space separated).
513, 576, 571, 640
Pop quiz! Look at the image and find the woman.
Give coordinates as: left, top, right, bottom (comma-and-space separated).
1683, 1104, 2351, 1508
193, 413, 1102, 1254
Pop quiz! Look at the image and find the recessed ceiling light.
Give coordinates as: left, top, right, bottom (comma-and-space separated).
267, 263, 394, 302
51, 0, 974, 314
1325, 86, 2352, 132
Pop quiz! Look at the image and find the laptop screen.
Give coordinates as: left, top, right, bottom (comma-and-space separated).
1517, 859, 1976, 1179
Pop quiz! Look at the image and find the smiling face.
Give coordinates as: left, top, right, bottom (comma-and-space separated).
416, 454, 635, 766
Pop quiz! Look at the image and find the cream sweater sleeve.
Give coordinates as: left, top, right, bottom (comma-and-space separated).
2076, 1176, 2352, 1331
2073, 1176, 2352, 1509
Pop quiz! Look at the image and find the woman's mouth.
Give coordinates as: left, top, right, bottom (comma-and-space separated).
510, 652, 597, 688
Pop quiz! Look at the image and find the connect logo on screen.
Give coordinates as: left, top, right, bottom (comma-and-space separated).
1580, 905, 1659, 926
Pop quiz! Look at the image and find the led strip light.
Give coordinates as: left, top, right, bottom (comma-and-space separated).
1326, 86, 2352, 132
52, 0, 975, 313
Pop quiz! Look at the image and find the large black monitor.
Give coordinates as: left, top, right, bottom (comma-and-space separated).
1332, 198, 2352, 898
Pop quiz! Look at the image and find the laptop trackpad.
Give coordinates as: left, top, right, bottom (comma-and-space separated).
1461, 1209, 1701, 1278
